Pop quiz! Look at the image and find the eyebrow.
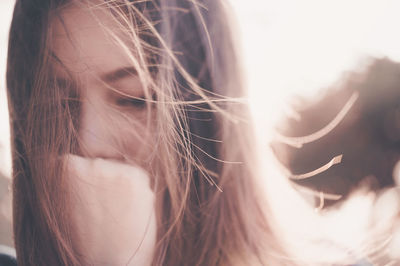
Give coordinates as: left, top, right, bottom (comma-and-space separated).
100, 66, 138, 83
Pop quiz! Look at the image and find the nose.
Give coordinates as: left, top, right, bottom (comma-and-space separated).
79, 98, 123, 160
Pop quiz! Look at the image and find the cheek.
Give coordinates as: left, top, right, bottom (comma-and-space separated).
78, 101, 155, 163
111, 110, 156, 162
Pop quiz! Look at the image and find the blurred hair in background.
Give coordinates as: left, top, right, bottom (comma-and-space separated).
272, 58, 400, 205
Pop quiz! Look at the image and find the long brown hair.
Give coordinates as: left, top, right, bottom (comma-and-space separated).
7, 0, 285, 265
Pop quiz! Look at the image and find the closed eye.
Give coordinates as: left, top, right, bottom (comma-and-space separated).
115, 96, 147, 108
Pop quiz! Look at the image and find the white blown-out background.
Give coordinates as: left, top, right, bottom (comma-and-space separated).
1, 0, 400, 263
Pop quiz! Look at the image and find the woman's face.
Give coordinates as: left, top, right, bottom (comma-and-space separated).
51, 4, 155, 166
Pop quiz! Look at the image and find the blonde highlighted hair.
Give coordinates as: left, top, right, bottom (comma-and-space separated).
7, 0, 285, 265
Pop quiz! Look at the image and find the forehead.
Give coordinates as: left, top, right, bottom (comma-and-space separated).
50, 3, 132, 78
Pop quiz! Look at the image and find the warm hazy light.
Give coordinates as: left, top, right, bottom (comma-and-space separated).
230, 0, 400, 131
0, 0, 13, 178
0, 0, 400, 263
229, 0, 400, 264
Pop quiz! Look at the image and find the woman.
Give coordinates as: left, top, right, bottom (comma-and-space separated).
6, 0, 285, 265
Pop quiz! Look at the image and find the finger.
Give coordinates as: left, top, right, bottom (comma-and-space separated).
91, 157, 150, 187
63, 154, 152, 191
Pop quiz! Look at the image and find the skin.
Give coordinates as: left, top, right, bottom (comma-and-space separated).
67, 155, 156, 266
51, 3, 154, 164
51, 4, 157, 266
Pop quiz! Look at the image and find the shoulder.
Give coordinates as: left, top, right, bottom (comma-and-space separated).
0, 253, 17, 266
0, 246, 17, 266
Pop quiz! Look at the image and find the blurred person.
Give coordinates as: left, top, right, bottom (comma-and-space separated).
4, 0, 286, 265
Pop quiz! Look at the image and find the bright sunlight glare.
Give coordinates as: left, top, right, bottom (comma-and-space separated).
229, 0, 400, 264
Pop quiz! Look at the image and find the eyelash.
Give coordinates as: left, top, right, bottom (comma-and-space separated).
115, 96, 147, 108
